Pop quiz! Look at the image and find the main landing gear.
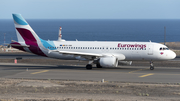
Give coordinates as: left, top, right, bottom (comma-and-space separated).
150, 61, 154, 70
86, 61, 93, 70
86, 64, 92, 70
96, 63, 102, 68
86, 60, 103, 69
86, 63, 103, 70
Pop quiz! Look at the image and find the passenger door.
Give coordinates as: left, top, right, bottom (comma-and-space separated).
148, 45, 153, 55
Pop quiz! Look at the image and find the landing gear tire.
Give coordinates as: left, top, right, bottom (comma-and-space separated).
150, 61, 154, 70
150, 66, 154, 70
86, 64, 92, 70
96, 64, 102, 68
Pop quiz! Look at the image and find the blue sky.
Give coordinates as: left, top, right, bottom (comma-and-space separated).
1, 0, 180, 19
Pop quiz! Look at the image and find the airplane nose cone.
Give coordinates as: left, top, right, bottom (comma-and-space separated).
170, 51, 176, 59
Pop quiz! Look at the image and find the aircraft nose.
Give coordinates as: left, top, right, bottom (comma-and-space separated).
170, 51, 176, 59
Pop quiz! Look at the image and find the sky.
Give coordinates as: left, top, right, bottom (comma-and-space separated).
0, 0, 180, 19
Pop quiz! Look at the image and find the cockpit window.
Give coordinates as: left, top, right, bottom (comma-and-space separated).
160, 47, 169, 50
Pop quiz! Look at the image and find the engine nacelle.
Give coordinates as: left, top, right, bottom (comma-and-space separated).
99, 56, 118, 67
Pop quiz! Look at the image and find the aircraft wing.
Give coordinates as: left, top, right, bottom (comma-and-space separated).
48, 50, 103, 59
49, 50, 126, 60
59, 51, 103, 56
52, 51, 103, 60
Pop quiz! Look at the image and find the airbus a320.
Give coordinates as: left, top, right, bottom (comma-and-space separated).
10, 14, 176, 70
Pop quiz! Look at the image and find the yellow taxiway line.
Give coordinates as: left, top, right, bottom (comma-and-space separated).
139, 73, 154, 77
128, 68, 149, 73
31, 70, 49, 74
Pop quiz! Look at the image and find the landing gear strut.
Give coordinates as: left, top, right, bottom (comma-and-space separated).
150, 61, 154, 70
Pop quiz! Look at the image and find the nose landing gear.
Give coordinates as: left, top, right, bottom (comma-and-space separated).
150, 61, 154, 70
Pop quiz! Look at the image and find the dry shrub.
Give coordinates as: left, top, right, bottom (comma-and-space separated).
161, 42, 180, 50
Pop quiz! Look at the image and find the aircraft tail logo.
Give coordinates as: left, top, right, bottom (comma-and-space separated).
12, 14, 40, 43
11, 14, 46, 56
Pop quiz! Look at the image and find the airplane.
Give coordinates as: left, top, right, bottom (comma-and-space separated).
10, 14, 176, 70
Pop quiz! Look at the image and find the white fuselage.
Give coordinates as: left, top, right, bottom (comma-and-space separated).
41, 41, 176, 61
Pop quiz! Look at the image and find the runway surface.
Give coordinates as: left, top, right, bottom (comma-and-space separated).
0, 63, 180, 83
0, 52, 180, 83
0, 52, 46, 59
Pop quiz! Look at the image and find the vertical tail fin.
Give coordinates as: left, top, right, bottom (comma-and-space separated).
12, 14, 46, 56
12, 14, 40, 43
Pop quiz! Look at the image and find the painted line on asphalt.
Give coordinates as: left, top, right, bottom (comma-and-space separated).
139, 73, 154, 77
128, 68, 148, 73
51, 70, 180, 77
31, 70, 49, 74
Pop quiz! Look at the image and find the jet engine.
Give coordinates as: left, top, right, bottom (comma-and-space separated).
99, 56, 118, 67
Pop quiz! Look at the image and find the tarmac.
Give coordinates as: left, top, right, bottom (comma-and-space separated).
0, 62, 179, 83
0, 52, 180, 84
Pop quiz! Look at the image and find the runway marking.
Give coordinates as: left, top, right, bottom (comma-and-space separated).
31, 70, 49, 74
128, 68, 148, 73
139, 73, 154, 77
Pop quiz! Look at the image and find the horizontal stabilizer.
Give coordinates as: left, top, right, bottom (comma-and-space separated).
9, 44, 29, 47
11, 40, 17, 42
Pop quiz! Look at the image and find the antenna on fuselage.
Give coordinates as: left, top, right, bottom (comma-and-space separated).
58, 26, 65, 41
